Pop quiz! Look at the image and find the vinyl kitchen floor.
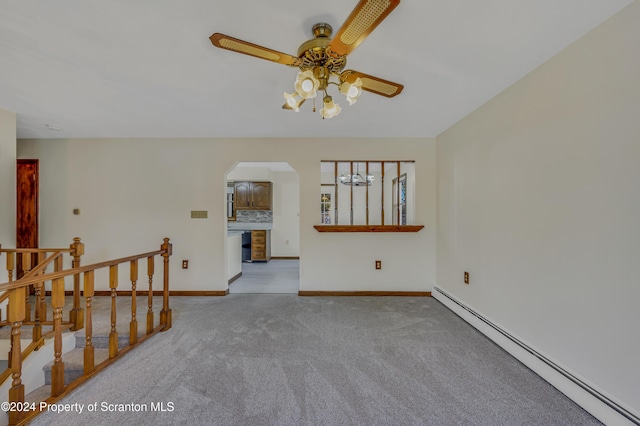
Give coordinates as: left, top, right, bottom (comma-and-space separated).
228, 259, 299, 294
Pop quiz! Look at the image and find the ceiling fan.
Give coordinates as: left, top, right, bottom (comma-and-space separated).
210, 0, 403, 119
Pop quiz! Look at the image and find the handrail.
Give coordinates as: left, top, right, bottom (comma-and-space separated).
0, 250, 164, 291
0, 238, 172, 425
0, 239, 85, 330
19, 252, 64, 280
0, 248, 73, 253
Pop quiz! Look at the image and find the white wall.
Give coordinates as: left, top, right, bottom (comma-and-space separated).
0, 108, 16, 248
271, 171, 299, 257
436, 1, 640, 421
17, 138, 435, 293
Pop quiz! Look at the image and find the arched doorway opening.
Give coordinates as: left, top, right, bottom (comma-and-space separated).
224, 162, 300, 293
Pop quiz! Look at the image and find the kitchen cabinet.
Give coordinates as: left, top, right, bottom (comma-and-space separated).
251, 229, 271, 262
234, 181, 272, 210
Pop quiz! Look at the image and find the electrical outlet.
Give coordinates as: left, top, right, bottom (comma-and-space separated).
464, 271, 469, 284
182, 260, 189, 269
375, 260, 382, 270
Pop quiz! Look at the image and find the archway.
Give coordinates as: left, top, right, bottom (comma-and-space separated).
224, 162, 300, 293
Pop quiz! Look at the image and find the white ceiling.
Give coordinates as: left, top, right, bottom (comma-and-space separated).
0, 0, 633, 139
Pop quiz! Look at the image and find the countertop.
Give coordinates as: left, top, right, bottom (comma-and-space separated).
227, 223, 273, 231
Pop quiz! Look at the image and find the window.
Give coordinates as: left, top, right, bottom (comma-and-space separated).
320, 185, 333, 224
392, 174, 407, 225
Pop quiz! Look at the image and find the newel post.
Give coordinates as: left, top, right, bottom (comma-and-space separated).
159, 238, 172, 331
69, 237, 84, 330
8, 287, 26, 425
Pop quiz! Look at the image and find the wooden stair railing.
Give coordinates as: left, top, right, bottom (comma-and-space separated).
0, 238, 172, 425
0, 238, 85, 331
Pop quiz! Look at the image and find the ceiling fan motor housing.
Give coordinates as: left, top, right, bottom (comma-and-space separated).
297, 23, 346, 75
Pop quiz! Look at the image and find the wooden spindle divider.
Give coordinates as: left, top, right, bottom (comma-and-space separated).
32, 253, 44, 350
8, 286, 26, 424
21, 253, 31, 322
109, 264, 118, 359
130, 259, 138, 345
83, 270, 95, 375
6, 251, 15, 282
147, 256, 154, 334
50, 277, 65, 397
160, 238, 172, 330
69, 237, 84, 331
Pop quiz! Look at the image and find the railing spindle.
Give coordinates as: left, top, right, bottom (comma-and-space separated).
146, 256, 154, 334
109, 265, 118, 359
6, 251, 14, 282
50, 276, 65, 397
21, 253, 31, 322
83, 270, 95, 374
160, 238, 172, 330
8, 287, 26, 425
130, 260, 138, 345
32, 253, 45, 349
69, 238, 84, 330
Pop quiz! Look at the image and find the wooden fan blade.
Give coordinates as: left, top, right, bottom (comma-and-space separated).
329, 0, 400, 56
341, 70, 403, 98
210, 33, 301, 66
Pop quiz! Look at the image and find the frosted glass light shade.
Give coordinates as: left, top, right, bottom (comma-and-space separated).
320, 96, 341, 119
339, 77, 363, 105
294, 70, 320, 99
283, 92, 303, 112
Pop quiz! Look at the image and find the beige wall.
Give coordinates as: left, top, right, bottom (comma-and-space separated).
436, 2, 640, 420
0, 108, 16, 247
270, 171, 300, 257
17, 137, 436, 294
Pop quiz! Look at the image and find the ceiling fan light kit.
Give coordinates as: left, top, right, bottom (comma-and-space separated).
210, 0, 403, 120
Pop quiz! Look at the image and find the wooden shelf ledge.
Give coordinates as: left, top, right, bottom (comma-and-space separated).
314, 225, 424, 233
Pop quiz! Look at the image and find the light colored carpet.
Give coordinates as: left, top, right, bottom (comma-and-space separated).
29, 295, 600, 425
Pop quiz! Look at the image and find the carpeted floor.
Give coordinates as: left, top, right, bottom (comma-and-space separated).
29, 295, 601, 425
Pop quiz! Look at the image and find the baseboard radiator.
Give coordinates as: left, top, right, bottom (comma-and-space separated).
432, 285, 639, 426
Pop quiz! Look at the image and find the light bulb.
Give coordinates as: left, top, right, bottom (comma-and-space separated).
340, 77, 363, 105
301, 79, 313, 92
294, 70, 319, 99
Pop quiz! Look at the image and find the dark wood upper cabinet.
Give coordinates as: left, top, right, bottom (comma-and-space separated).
234, 181, 252, 209
234, 181, 272, 210
251, 182, 272, 210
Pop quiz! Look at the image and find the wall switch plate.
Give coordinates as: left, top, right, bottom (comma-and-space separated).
182, 260, 189, 269
190, 210, 208, 219
375, 260, 382, 270
464, 271, 469, 284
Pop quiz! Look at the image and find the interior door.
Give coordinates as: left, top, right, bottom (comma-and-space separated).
16, 159, 39, 277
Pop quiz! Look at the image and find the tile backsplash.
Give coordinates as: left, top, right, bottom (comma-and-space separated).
236, 210, 273, 223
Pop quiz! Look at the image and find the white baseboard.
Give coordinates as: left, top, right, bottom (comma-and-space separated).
432, 285, 639, 426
